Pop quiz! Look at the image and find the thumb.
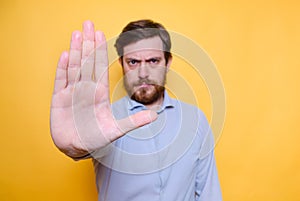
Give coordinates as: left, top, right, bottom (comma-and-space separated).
116, 110, 158, 137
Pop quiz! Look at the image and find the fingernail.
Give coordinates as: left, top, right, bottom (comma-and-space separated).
72, 31, 82, 41
83, 20, 94, 39
62, 51, 68, 59
59, 51, 69, 67
71, 31, 82, 49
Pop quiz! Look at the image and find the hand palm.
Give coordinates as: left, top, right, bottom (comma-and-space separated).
50, 21, 156, 158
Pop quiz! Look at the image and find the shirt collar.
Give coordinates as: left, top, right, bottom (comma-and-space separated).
126, 90, 175, 113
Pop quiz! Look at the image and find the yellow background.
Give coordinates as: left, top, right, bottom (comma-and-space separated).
1, 0, 300, 200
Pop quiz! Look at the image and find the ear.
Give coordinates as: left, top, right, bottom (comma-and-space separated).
166, 56, 172, 71
118, 57, 123, 66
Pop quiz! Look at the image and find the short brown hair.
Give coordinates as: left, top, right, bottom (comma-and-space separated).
114, 19, 172, 64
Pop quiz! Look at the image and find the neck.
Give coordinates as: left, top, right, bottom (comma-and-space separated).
145, 95, 164, 111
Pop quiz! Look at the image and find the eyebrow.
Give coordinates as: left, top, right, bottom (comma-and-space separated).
125, 57, 162, 62
125, 58, 140, 62
145, 57, 161, 62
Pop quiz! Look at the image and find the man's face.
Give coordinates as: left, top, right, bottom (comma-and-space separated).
121, 36, 171, 105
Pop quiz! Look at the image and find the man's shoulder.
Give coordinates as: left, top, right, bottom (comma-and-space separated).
171, 98, 212, 148
173, 98, 211, 134
172, 98, 206, 119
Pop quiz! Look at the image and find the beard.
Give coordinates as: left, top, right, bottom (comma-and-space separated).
124, 77, 166, 105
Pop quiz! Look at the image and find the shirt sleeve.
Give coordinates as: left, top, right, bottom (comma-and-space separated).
195, 110, 222, 201
195, 150, 222, 201
71, 153, 93, 161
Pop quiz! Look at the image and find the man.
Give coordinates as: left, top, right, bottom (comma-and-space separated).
50, 19, 222, 201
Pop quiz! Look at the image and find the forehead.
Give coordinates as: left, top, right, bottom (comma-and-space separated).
123, 36, 164, 57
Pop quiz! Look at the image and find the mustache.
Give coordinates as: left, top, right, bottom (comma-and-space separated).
133, 79, 158, 87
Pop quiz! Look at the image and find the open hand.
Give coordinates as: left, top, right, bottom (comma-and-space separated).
50, 21, 157, 158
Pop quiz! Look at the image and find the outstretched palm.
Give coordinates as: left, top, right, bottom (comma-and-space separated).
50, 21, 157, 158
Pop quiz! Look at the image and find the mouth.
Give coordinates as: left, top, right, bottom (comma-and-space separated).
135, 81, 154, 88
135, 83, 153, 90
140, 82, 152, 87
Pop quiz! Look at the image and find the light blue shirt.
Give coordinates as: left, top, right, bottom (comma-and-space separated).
92, 91, 222, 201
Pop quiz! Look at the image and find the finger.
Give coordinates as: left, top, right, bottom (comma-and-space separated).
68, 31, 82, 85
95, 31, 109, 100
54, 51, 68, 93
81, 20, 95, 81
116, 110, 158, 138
95, 31, 109, 83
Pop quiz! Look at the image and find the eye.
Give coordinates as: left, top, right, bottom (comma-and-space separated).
128, 59, 138, 65
129, 60, 137, 65
127, 59, 140, 66
149, 58, 159, 64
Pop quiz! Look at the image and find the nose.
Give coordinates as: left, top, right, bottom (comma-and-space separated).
138, 63, 149, 79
